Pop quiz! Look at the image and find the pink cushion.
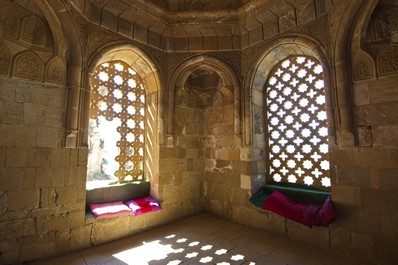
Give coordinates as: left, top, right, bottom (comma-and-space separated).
124, 196, 162, 216
302, 195, 339, 226
262, 190, 309, 227
90, 201, 131, 219
263, 190, 338, 227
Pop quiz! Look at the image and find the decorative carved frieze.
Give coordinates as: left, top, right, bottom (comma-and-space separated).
13, 52, 43, 81
0, 3, 18, 38
377, 45, 398, 76
0, 41, 11, 75
353, 51, 374, 81
46, 57, 66, 84
20, 17, 46, 46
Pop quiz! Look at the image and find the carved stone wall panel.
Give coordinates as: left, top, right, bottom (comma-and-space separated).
13, 51, 44, 81
377, 45, 398, 76
46, 56, 66, 84
0, 41, 11, 75
353, 51, 375, 81
20, 16, 46, 46
0, 3, 19, 39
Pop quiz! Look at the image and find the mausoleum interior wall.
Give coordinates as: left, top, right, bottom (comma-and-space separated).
0, 0, 397, 264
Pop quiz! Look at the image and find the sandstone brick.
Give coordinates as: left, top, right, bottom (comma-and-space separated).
6, 147, 29, 167
380, 207, 398, 240
0, 168, 24, 190
91, 216, 130, 245
240, 174, 252, 190
36, 167, 65, 188
19, 232, 55, 262
373, 126, 398, 147
0, 146, 6, 167
28, 147, 52, 167
40, 188, 57, 208
24, 168, 36, 190
361, 188, 398, 209
78, 148, 88, 166
77, 184, 86, 203
374, 237, 398, 264
0, 238, 19, 265
0, 191, 7, 213
0, 218, 35, 239
65, 166, 78, 186
287, 220, 330, 249
77, 166, 87, 185
37, 127, 62, 148
1, 101, 24, 124
24, 103, 44, 126
336, 165, 371, 188
8, 190, 39, 211
69, 149, 78, 166
162, 185, 184, 204
55, 186, 78, 206
51, 148, 70, 167
330, 226, 351, 256
378, 168, 398, 191
0, 124, 37, 147
35, 167, 54, 188
36, 211, 84, 234
353, 81, 370, 105
55, 225, 92, 253
338, 207, 381, 237
350, 232, 374, 263
331, 184, 361, 207
232, 205, 252, 226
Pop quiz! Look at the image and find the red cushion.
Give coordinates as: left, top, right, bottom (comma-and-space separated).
262, 190, 309, 227
90, 201, 131, 219
124, 196, 162, 216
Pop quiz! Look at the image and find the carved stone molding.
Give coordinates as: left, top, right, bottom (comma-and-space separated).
353, 51, 374, 81
377, 45, 398, 76
0, 41, 11, 75
13, 51, 44, 81
0, 3, 18, 39
46, 56, 66, 84
20, 16, 46, 46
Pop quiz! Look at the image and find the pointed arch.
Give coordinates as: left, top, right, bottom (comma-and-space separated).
243, 35, 334, 147
83, 41, 163, 192
166, 54, 241, 137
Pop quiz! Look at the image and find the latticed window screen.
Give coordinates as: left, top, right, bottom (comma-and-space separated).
89, 60, 145, 184
265, 56, 330, 188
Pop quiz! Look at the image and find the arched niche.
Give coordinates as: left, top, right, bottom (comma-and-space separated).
166, 54, 241, 140
83, 42, 163, 193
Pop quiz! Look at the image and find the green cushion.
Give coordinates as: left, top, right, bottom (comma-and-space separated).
249, 188, 270, 208
250, 182, 331, 208
86, 181, 150, 210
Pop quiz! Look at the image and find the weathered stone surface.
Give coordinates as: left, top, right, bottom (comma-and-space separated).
19, 232, 56, 262
287, 220, 330, 249
91, 216, 130, 245
0, 168, 24, 190
6, 147, 29, 167
8, 189, 39, 211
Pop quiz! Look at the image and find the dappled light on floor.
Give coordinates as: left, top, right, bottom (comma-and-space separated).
112, 232, 257, 265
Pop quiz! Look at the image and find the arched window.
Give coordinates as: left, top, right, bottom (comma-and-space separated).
87, 60, 146, 188
265, 55, 330, 188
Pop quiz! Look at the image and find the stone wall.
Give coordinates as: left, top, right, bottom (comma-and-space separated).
1, 0, 398, 264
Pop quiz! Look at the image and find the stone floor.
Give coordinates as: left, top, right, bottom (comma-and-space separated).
33, 213, 366, 265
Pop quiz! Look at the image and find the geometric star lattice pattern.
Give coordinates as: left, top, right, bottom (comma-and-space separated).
90, 61, 145, 183
266, 56, 330, 188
